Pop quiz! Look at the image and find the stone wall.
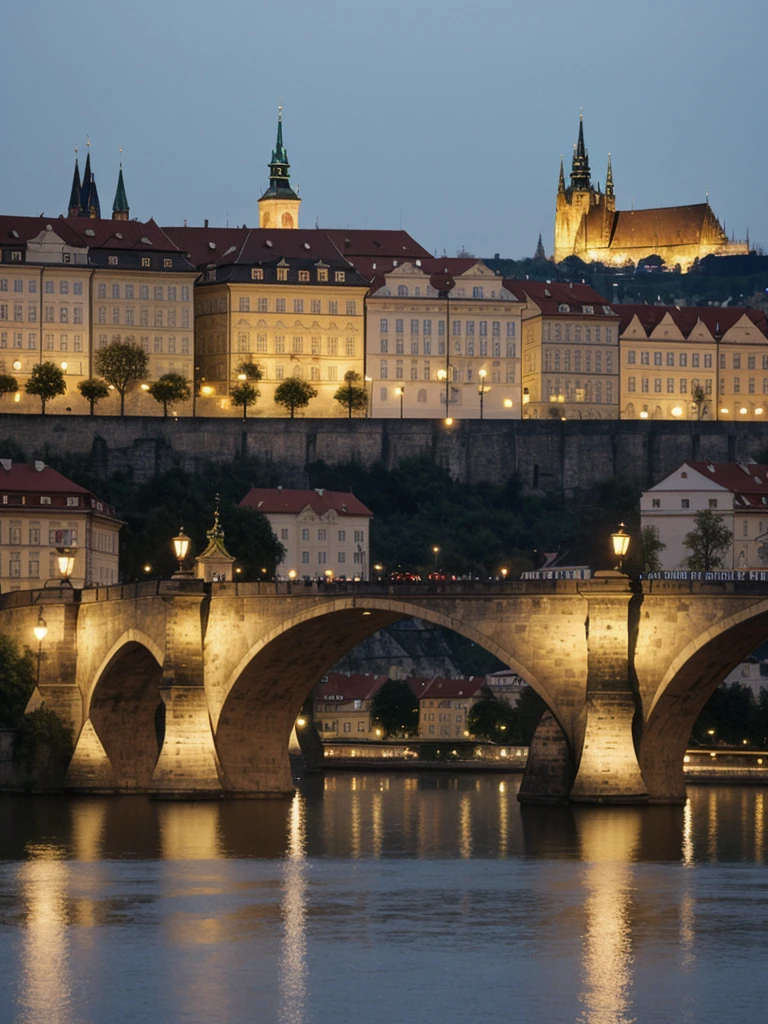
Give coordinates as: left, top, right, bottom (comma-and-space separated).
1, 413, 767, 494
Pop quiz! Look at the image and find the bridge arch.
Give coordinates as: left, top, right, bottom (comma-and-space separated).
639, 598, 768, 802
213, 596, 562, 794
86, 634, 166, 789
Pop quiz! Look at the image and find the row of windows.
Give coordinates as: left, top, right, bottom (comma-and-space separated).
379, 361, 515, 384
627, 377, 714, 395
96, 283, 190, 301
380, 319, 517, 337
380, 339, 518, 358
546, 381, 615, 404
96, 334, 191, 355
96, 307, 190, 328
544, 350, 614, 373
279, 528, 365, 542
238, 297, 357, 315
299, 550, 364, 564
236, 334, 355, 356
544, 324, 613, 343
226, 363, 348, 382
1, 526, 79, 545
320, 721, 369, 733
247, 268, 346, 284
628, 350, 714, 368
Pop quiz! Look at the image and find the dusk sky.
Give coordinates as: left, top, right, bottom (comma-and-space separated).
2, 0, 765, 259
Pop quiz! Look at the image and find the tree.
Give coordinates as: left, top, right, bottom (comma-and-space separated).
0, 373, 18, 400
640, 525, 666, 573
684, 509, 733, 571
370, 678, 419, 737
230, 381, 259, 420
467, 688, 517, 742
148, 373, 191, 418
691, 383, 706, 420
95, 339, 149, 415
237, 362, 263, 382
77, 377, 110, 416
333, 370, 368, 418
25, 362, 66, 414
274, 376, 318, 418
0, 634, 36, 728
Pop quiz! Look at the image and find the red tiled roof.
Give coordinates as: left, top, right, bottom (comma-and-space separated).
0, 215, 181, 252
420, 676, 485, 700
240, 487, 373, 518
323, 229, 431, 260
617, 304, 768, 340
316, 673, 388, 702
505, 279, 615, 316
684, 461, 768, 495
0, 461, 117, 515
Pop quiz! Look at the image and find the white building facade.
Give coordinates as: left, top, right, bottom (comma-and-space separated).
641, 461, 768, 569
240, 487, 372, 579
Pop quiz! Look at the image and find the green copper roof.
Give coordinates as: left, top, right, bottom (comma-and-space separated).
112, 164, 129, 213
260, 108, 299, 202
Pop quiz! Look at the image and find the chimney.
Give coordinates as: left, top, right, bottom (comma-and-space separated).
204, 218, 209, 228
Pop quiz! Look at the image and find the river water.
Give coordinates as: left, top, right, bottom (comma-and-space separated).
0, 774, 766, 1024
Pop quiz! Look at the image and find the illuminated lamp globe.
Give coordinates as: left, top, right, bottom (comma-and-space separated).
639, 410, 649, 419
56, 547, 76, 579
60, 361, 68, 371
33, 614, 48, 644
739, 407, 748, 415
288, 569, 297, 580
12, 359, 22, 371
611, 522, 631, 561
756, 407, 764, 415
201, 385, 214, 396
503, 398, 513, 408
172, 528, 190, 571
720, 407, 729, 415
141, 383, 150, 391
237, 373, 247, 381
444, 417, 453, 426
671, 406, 683, 417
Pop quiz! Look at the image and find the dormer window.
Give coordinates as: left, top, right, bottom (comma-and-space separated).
141, 257, 151, 268
163, 258, 172, 268
317, 268, 328, 282
558, 303, 570, 313
335, 271, 345, 283
251, 268, 264, 281
583, 305, 594, 314
277, 267, 289, 282
66, 496, 79, 506
298, 270, 310, 282
108, 256, 118, 266
40, 496, 51, 505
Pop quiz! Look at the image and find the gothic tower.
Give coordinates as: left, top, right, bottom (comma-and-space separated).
258, 107, 301, 229
554, 113, 596, 262
68, 151, 82, 218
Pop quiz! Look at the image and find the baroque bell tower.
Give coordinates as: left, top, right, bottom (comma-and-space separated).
258, 106, 301, 229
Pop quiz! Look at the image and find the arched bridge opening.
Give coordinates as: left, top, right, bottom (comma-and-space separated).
639, 601, 768, 803
213, 599, 559, 795
88, 641, 165, 790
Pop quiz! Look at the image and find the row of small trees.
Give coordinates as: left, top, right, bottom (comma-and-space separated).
0, 340, 371, 418
641, 510, 735, 573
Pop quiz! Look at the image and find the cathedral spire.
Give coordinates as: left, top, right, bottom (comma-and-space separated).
68, 149, 82, 217
112, 158, 129, 220
78, 140, 101, 218
258, 104, 301, 229
605, 151, 614, 198
570, 111, 591, 192
558, 155, 565, 194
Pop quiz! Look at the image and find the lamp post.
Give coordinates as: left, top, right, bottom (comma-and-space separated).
33, 610, 47, 687
56, 547, 76, 587
478, 368, 489, 420
611, 522, 630, 572
172, 527, 191, 576
432, 545, 440, 571
395, 386, 404, 419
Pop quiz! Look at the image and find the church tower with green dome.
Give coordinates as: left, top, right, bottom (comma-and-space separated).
258, 106, 301, 229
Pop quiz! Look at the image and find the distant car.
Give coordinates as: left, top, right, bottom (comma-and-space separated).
427, 572, 457, 582
388, 571, 422, 583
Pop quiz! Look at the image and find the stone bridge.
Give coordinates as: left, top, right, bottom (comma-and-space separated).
2, 575, 767, 805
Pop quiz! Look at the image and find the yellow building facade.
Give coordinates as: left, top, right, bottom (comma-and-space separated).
0, 215, 196, 415
366, 259, 524, 418
618, 305, 768, 421
0, 461, 121, 591
515, 280, 620, 419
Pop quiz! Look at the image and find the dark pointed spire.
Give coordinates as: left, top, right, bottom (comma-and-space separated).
605, 151, 614, 198
558, 155, 565, 194
68, 149, 82, 217
534, 233, 546, 261
77, 139, 101, 218
570, 111, 592, 192
112, 159, 129, 220
261, 103, 298, 201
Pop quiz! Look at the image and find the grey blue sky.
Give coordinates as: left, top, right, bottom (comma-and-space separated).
2, 0, 764, 258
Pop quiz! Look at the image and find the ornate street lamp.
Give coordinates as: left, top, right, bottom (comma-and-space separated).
611, 522, 631, 571
395, 386, 404, 419
172, 527, 191, 575
56, 546, 76, 585
478, 369, 490, 420
432, 545, 440, 571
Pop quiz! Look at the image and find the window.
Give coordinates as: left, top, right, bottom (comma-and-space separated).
281, 528, 289, 540
692, 353, 700, 368
301, 528, 310, 541
641, 377, 649, 392
734, 377, 741, 393
652, 499, 661, 508
328, 301, 338, 315
640, 352, 649, 365
354, 530, 364, 543
335, 272, 345, 283
708, 499, 719, 509
239, 297, 250, 312
733, 354, 741, 369
275, 299, 286, 313
346, 301, 356, 316
292, 336, 303, 354
654, 378, 662, 393
681, 499, 690, 509
627, 376, 636, 393
680, 378, 688, 393
317, 268, 328, 282
338, 552, 346, 564
654, 352, 662, 366
318, 551, 327, 565
277, 267, 289, 282
749, 355, 756, 370
250, 268, 264, 281
667, 378, 675, 393
301, 551, 310, 564
380, 359, 388, 379
472, 287, 483, 298
293, 299, 304, 313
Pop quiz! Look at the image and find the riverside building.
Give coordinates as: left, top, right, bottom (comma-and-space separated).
0, 460, 121, 591
365, 258, 524, 418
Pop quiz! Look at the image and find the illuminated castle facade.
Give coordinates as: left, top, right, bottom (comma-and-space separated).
554, 115, 747, 271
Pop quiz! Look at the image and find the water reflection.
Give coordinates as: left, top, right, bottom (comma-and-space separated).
279, 793, 308, 1024
576, 812, 640, 1024
17, 846, 72, 1024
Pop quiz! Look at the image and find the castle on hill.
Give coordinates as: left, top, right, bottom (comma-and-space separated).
554, 115, 747, 272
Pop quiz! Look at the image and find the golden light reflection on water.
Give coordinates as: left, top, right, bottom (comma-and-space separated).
498, 781, 508, 858
459, 792, 472, 859
707, 789, 718, 862
372, 790, 383, 858
682, 798, 694, 867
755, 792, 764, 863
158, 802, 223, 860
577, 812, 640, 1024
18, 846, 72, 1024
279, 792, 308, 1024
